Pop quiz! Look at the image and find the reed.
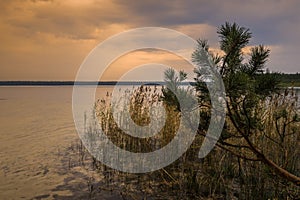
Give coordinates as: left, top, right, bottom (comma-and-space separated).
70, 85, 299, 199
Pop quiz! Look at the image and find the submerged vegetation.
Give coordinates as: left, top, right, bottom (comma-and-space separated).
70, 22, 300, 199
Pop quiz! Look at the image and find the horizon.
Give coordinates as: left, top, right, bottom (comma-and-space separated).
1, 72, 299, 82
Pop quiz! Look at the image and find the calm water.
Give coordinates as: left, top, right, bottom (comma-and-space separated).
0, 86, 299, 199
0, 86, 113, 199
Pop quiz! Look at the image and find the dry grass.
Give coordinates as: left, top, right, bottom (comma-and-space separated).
69, 86, 300, 199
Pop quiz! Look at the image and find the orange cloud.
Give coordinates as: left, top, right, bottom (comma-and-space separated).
101, 49, 194, 81
1, 0, 299, 80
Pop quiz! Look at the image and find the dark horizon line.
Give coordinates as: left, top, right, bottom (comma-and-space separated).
0, 81, 195, 86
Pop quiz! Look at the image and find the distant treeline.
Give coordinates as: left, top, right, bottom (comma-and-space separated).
277, 73, 300, 86
0, 73, 299, 86
0, 81, 186, 86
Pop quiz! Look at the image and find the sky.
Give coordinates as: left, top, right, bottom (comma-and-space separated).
0, 0, 299, 81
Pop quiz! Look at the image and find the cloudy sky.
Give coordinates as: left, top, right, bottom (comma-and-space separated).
0, 0, 299, 81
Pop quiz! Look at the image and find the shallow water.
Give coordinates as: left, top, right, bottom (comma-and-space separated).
0, 86, 115, 199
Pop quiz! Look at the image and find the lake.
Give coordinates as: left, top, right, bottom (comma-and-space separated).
0, 86, 116, 199
0, 86, 299, 199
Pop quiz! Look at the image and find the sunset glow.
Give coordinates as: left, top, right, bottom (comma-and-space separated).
0, 0, 299, 80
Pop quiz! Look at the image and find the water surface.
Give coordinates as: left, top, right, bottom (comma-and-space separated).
0, 86, 112, 199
